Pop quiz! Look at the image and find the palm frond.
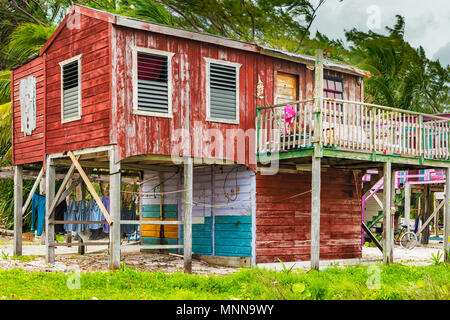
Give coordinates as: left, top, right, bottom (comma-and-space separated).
7, 22, 56, 67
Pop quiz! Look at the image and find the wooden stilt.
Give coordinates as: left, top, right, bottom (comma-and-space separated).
310, 156, 321, 270
444, 167, 450, 262
422, 185, 431, 244
45, 157, 56, 264
183, 157, 193, 274
383, 162, 392, 264
109, 147, 121, 269
13, 165, 23, 256
78, 183, 86, 255
390, 169, 395, 262
404, 184, 411, 232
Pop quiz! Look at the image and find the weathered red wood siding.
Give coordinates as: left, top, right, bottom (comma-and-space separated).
12, 56, 45, 165
11, 6, 363, 165
255, 57, 363, 109
111, 25, 258, 167
44, 12, 111, 154
255, 170, 362, 263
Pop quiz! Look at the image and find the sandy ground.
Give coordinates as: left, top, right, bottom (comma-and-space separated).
361, 240, 446, 266
0, 235, 237, 275
0, 235, 446, 274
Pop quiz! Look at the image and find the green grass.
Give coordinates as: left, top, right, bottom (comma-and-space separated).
0, 264, 448, 300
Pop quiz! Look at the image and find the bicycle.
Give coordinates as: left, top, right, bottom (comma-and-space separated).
394, 224, 418, 250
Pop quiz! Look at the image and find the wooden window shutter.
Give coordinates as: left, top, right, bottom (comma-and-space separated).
209, 63, 237, 121
137, 52, 169, 113
62, 60, 80, 121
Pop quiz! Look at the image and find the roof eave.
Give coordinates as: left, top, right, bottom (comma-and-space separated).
259, 47, 371, 78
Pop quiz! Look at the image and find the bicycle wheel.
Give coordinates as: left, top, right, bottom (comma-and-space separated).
400, 232, 417, 250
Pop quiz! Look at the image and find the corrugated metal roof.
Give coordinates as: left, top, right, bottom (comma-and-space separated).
47, 5, 371, 78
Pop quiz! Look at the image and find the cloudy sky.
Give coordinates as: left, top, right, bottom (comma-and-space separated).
309, 0, 450, 66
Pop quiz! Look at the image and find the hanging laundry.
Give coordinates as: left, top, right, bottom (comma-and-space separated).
54, 200, 67, 235
120, 202, 137, 235
65, 200, 90, 233
75, 200, 90, 233
101, 196, 110, 234
87, 199, 102, 230
31, 193, 46, 236
64, 200, 77, 233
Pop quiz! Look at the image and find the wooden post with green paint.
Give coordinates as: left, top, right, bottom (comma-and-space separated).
311, 49, 323, 270
444, 167, 450, 262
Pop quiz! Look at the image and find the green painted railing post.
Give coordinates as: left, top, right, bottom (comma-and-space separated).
256, 108, 261, 156
371, 107, 376, 152
419, 115, 423, 158
313, 49, 324, 157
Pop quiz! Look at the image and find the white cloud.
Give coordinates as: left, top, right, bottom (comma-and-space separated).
433, 42, 450, 67
309, 0, 450, 59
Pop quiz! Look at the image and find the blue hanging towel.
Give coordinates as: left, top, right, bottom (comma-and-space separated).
87, 199, 102, 229
73, 200, 90, 233
120, 202, 137, 235
31, 193, 46, 236
64, 201, 77, 232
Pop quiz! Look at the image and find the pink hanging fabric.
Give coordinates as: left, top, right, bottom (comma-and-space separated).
284, 104, 295, 136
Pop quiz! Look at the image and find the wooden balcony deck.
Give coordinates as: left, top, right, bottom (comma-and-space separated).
256, 98, 450, 168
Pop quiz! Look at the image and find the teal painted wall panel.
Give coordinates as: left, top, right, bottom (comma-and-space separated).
172, 215, 252, 258
215, 216, 251, 224
142, 204, 178, 219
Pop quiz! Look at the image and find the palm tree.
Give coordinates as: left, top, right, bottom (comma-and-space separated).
345, 15, 448, 114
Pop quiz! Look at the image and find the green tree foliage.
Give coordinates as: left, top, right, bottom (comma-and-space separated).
345, 16, 450, 113
144, 0, 327, 51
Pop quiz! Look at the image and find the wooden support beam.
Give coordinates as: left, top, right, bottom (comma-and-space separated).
109, 147, 121, 270
310, 49, 323, 271
45, 158, 56, 263
404, 184, 411, 232
49, 241, 109, 247
390, 169, 395, 262
13, 165, 23, 256
128, 244, 184, 250
421, 185, 431, 244
383, 162, 392, 265
50, 220, 108, 225
78, 182, 86, 255
310, 155, 321, 270
444, 167, 450, 262
45, 160, 79, 220
22, 167, 44, 216
57, 178, 82, 207
183, 157, 193, 274
361, 222, 383, 253
417, 199, 445, 235
67, 151, 113, 225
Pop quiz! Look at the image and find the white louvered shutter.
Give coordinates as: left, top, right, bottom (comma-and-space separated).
209, 63, 237, 121
62, 60, 80, 121
137, 52, 169, 113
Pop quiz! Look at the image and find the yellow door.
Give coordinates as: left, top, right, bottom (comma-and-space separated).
276, 73, 298, 104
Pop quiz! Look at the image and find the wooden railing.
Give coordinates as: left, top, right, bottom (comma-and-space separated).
256, 97, 450, 160
256, 99, 315, 154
